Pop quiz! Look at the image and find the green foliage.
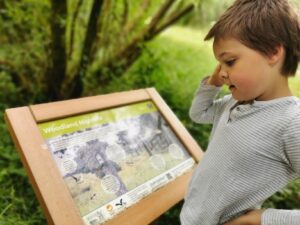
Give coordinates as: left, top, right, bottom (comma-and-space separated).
263, 180, 300, 209
0, 71, 21, 107
0, 107, 46, 224
0, 0, 51, 104
289, 74, 300, 97
187, 0, 233, 27
2, 0, 197, 102
1, 0, 299, 223
1, 17, 300, 225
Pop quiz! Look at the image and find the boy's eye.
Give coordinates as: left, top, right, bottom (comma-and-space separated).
225, 59, 236, 67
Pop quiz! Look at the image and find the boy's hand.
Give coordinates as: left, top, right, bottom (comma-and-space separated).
206, 64, 225, 87
222, 209, 264, 225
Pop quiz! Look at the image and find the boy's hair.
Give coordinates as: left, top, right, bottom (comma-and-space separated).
205, 0, 300, 76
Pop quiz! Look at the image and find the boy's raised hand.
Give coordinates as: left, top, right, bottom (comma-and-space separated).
206, 64, 226, 87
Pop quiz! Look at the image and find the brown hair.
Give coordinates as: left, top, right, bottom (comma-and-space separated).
205, 0, 300, 76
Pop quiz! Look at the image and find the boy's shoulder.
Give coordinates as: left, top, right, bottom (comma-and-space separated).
284, 96, 300, 124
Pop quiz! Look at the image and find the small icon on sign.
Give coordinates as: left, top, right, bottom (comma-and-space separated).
106, 204, 113, 212
115, 198, 125, 206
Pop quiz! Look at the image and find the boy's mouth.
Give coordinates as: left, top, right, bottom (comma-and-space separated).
229, 85, 236, 90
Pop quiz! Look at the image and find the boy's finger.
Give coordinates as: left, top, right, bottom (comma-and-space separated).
212, 64, 222, 76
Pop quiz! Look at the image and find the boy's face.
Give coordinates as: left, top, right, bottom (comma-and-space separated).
213, 37, 284, 101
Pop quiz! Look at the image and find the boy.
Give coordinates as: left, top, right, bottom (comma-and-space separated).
180, 0, 300, 225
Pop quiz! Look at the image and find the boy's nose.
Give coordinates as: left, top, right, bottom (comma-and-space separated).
220, 70, 229, 80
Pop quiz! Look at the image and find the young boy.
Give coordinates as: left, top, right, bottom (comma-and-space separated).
180, 0, 300, 225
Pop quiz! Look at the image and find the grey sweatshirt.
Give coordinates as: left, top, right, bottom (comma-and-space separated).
180, 78, 300, 225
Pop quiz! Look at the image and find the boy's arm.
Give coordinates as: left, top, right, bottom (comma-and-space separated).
260, 111, 300, 225
189, 65, 229, 124
281, 111, 300, 175
222, 210, 264, 225
224, 112, 300, 225
223, 209, 300, 225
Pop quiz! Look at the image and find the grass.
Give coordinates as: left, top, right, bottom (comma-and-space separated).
1, 26, 300, 225
289, 73, 300, 97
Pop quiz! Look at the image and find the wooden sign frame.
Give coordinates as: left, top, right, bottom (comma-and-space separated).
5, 88, 203, 225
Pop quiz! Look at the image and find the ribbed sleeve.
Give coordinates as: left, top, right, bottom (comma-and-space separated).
262, 209, 300, 225
282, 112, 300, 174
189, 77, 231, 124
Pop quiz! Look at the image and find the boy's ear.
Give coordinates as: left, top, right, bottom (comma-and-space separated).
268, 45, 285, 65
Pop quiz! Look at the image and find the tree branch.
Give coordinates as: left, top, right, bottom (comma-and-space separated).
147, 0, 175, 33
101, 2, 194, 69
45, 0, 67, 100
121, 0, 129, 27
81, 0, 104, 63
68, 0, 83, 59
62, 0, 104, 98
93, 0, 194, 89
152, 3, 194, 37
100, 0, 176, 68
122, 0, 151, 35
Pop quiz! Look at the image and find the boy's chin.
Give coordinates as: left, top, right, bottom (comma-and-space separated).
231, 95, 253, 102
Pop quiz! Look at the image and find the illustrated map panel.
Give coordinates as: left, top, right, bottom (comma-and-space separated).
38, 101, 195, 225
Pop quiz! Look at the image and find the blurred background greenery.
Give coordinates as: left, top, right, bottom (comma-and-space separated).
0, 0, 299, 224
